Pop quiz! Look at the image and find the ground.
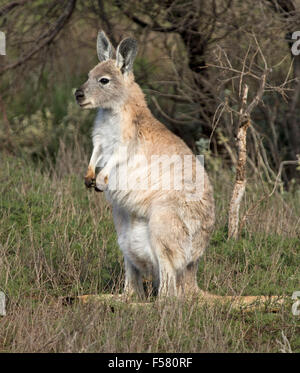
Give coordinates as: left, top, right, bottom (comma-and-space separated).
0, 154, 299, 352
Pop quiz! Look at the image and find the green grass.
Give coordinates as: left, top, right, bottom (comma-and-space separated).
199, 229, 299, 296
0, 154, 299, 352
0, 155, 122, 299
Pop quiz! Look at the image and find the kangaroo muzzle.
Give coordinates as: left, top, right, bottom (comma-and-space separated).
75, 88, 85, 103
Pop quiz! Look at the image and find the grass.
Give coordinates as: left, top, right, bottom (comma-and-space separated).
0, 153, 299, 352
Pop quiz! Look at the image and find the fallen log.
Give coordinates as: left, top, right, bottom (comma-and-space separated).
62, 292, 288, 313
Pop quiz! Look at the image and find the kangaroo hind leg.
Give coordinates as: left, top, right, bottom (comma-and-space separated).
149, 208, 188, 298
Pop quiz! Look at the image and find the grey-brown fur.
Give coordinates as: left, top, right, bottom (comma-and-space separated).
75, 31, 215, 298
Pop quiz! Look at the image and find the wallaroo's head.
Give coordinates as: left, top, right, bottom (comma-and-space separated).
75, 31, 138, 109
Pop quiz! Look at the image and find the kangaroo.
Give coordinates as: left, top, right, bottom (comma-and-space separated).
75, 31, 215, 298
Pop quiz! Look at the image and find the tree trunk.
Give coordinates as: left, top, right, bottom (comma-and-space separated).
228, 85, 250, 239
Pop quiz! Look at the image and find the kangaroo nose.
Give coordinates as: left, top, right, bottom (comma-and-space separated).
75, 89, 85, 100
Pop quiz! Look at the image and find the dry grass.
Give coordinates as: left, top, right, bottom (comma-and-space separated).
0, 146, 299, 352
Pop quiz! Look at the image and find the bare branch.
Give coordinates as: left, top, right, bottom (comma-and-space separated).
0, 0, 32, 17
0, 0, 77, 76
245, 69, 267, 116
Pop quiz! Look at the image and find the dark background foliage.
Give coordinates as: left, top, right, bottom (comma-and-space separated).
0, 0, 300, 183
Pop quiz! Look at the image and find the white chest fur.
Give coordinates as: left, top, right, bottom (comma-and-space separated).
92, 108, 121, 169
92, 109, 156, 275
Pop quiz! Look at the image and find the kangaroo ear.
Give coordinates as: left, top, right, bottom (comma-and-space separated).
116, 38, 138, 74
97, 30, 114, 62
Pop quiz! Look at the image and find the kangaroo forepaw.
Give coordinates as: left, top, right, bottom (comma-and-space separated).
84, 176, 96, 189
95, 173, 108, 192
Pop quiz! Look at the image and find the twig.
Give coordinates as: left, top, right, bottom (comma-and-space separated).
239, 158, 299, 234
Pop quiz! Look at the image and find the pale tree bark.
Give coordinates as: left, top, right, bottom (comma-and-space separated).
228, 69, 267, 239
228, 85, 249, 240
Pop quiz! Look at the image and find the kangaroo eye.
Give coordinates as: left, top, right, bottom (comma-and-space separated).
99, 77, 109, 85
